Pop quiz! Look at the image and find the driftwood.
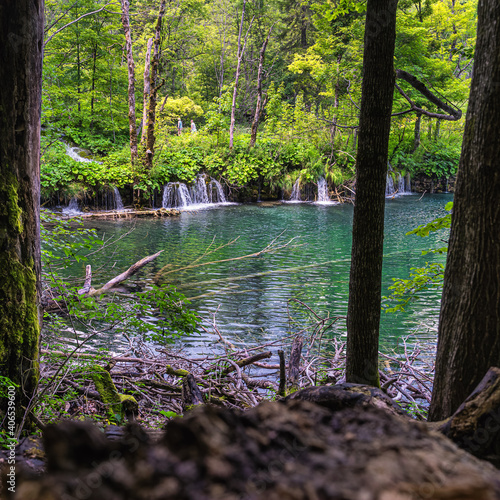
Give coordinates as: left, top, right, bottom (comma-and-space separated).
42, 250, 163, 311
287, 334, 303, 391
182, 373, 204, 410
278, 349, 286, 397
65, 208, 180, 219
12, 400, 500, 500
86, 250, 163, 297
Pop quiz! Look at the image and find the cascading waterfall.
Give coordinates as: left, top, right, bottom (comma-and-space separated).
163, 183, 193, 208
191, 175, 210, 204
317, 177, 330, 202
208, 179, 227, 203
113, 187, 124, 211
162, 176, 228, 209
64, 142, 102, 164
289, 179, 301, 202
386, 172, 412, 197
63, 197, 82, 215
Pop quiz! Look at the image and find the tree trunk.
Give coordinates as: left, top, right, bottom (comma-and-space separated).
141, 38, 153, 145
345, 0, 398, 387
249, 27, 273, 148
145, 0, 166, 170
413, 112, 422, 151
89, 44, 97, 128
120, 0, 138, 164
429, 0, 500, 421
229, 0, 247, 150
0, 0, 43, 421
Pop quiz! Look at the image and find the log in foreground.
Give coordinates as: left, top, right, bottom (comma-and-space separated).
12, 399, 500, 500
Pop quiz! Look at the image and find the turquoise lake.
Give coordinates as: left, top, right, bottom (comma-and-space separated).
57, 194, 452, 357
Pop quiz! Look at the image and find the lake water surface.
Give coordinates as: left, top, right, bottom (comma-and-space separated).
55, 194, 452, 358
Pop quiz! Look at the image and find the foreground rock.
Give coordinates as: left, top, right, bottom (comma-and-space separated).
9, 399, 500, 500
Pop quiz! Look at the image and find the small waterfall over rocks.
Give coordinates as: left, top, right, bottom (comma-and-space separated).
64, 142, 102, 164
208, 179, 227, 203
289, 179, 301, 202
63, 197, 82, 215
162, 175, 228, 209
386, 172, 412, 197
315, 177, 337, 204
113, 187, 124, 211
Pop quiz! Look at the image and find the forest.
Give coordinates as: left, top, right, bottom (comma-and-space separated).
1, 0, 500, 499
40, 0, 475, 206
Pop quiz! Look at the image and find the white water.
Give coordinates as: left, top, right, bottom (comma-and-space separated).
315, 177, 337, 205
113, 187, 124, 211
62, 197, 82, 215
64, 142, 102, 164
162, 176, 229, 209
289, 179, 301, 202
386, 172, 412, 197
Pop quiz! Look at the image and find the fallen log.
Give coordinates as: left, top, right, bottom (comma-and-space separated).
68, 208, 181, 219
42, 250, 164, 311
87, 250, 163, 297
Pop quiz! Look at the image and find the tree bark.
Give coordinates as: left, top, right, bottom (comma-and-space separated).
413, 112, 422, 151
249, 26, 273, 148
145, 0, 166, 170
429, 0, 500, 421
120, 0, 138, 164
141, 38, 153, 145
345, 0, 398, 387
0, 0, 44, 419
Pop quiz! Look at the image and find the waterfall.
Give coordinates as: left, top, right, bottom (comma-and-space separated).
317, 178, 329, 202
63, 197, 82, 215
162, 176, 228, 209
386, 173, 395, 197
192, 175, 209, 204
64, 142, 102, 164
113, 187, 124, 211
290, 179, 301, 202
208, 179, 227, 203
163, 182, 193, 208
386, 172, 412, 197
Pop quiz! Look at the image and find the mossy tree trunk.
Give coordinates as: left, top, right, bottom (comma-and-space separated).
345, 0, 398, 387
0, 0, 44, 420
429, 0, 500, 421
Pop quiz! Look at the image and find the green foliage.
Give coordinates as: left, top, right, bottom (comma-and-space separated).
407, 202, 453, 237
383, 203, 452, 313
42, 213, 199, 345
393, 141, 461, 179
41, 212, 104, 267
383, 262, 445, 313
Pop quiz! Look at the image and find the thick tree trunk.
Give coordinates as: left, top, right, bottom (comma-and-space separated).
345, 0, 398, 386
145, 0, 166, 169
141, 38, 153, 145
429, 0, 500, 421
120, 0, 138, 164
249, 28, 272, 148
0, 0, 44, 420
229, 0, 247, 150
